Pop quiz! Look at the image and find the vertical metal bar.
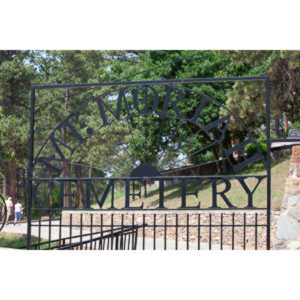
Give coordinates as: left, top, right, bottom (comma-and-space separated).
80, 214, 83, 250
265, 77, 271, 250
144, 181, 147, 197
186, 214, 189, 250
132, 214, 135, 250
48, 212, 52, 249
107, 229, 110, 250
59, 213, 62, 248
90, 214, 93, 250
153, 214, 156, 250
38, 215, 41, 250
26, 87, 35, 250
123, 231, 127, 250
111, 179, 115, 209
125, 179, 130, 208
121, 214, 124, 250
115, 229, 119, 250
111, 214, 114, 250
164, 214, 167, 250
255, 213, 258, 250
181, 179, 186, 208
197, 214, 201, 250
209, 213, 212, 250
69, 213, 72, 246
220, 213, 223, 250
127, 232, 131, 250
132, 182, 135, 201
134, 225, 138, 250
232, 213, 235, 250
243, 213, 246, 250
175, 214, 178, 250
142, 214, 145, 250
100, 214, 103, 250
159, 179, 165, 209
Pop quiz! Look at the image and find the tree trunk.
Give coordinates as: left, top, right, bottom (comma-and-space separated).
48, 181, 54, 208
49, 191, 53, 208
1, 163, 9, 198
63, 160, 72, 208
274, 115, 280, 137
22, 169, 27, 216
75, 164, 84, 208
2, 175, 7, 198
212, 146, 221, 173
9, 159, 17, 215
283, 112, 289, 135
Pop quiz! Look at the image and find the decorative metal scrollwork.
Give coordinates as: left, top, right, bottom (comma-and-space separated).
34, 84, 266, 178
0, 194, 7, 232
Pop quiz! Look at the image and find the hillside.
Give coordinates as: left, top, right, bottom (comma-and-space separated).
96, 157, 290, 211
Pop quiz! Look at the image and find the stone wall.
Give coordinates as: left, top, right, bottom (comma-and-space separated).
275, 146, 300, 249
61, 210, 273, 249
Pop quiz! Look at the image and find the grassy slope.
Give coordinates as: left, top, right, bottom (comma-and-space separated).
0, 233, 48, 249
95, 157, 289, 211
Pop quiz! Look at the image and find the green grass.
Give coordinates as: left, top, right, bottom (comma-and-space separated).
0, 233, 51, 249
89, 157, 289, 211
91, 188, 125, 209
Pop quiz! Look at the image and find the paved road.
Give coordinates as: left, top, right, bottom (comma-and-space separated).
2, 220, 86, 244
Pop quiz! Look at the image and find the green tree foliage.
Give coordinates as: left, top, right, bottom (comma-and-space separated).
0, 51, 34, 205
224, 51, 300, 138
105, 50, 249, 169
2, 49, 300, 205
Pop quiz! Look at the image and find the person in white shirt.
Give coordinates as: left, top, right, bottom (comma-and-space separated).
5, 197, 13, 224
14, 201, 23, 225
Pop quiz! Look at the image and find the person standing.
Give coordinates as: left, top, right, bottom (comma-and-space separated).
14, 200, 23, 225
5, 197, 13, 224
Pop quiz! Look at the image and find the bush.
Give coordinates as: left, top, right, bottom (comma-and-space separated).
245, 142, 267, 157
201, 151, 215, 163
244, 143, 257, 157
259, 142, 267, 154
190, 150, 215, 164
291, 120, 300, 129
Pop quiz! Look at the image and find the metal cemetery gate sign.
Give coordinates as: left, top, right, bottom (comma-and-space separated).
26, 76, 272, 250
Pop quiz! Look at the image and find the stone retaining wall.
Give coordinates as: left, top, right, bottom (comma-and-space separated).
62, 210, 277, 250
275, 146, 300, 249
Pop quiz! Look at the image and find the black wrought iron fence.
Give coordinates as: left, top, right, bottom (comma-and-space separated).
26, 225, 141, 250
25, 211, 269, 250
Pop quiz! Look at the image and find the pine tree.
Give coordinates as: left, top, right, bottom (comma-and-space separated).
0, 50, 34, 211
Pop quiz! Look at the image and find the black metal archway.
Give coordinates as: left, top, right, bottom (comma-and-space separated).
26, 76, 272, 250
